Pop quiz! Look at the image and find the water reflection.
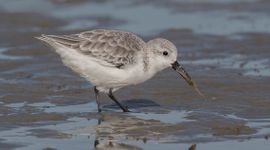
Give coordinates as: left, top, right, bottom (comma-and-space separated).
94, 139, 143, 150
93, 113, 143, 150
1, 100, 270, 150
92, 112, 195, 150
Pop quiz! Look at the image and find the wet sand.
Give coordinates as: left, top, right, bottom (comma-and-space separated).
0, 0, 270, 150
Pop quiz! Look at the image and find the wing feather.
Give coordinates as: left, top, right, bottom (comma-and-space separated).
40, 29, 145, 68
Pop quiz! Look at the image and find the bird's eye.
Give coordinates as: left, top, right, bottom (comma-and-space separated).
163, 51, 168, 56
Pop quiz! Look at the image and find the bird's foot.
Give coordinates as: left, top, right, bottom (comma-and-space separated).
122, 106, 130, 112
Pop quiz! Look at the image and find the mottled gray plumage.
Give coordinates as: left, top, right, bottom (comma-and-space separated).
41, 29, 145, 68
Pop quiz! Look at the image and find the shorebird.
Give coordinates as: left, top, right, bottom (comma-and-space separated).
36, 29, 203, 112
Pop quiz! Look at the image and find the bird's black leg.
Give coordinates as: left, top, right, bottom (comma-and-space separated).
108, 89, 130, 112
94, 86, 101, 112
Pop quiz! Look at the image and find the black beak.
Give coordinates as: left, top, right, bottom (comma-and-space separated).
172, 61, 205, 98
172, 61, 194, 86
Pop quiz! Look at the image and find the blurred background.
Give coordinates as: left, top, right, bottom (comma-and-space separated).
0, 0, 270, 150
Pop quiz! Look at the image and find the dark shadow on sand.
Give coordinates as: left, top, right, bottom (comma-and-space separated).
103, 99, 160, 110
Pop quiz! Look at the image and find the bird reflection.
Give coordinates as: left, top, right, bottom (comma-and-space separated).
94, 140, 143, 150
93, 113, 143, 150
89, 106, 196, 150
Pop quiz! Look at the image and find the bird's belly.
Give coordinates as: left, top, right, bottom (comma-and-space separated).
56, 47, 136, 88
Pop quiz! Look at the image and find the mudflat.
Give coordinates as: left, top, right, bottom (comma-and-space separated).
0, 0, 270, 149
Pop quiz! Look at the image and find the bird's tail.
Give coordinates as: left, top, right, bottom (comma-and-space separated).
35, 34, 82, 48
35, 34, 62, 50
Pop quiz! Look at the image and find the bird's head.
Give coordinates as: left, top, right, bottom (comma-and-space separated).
147, 38, 178, 70
147, 38, 205, 97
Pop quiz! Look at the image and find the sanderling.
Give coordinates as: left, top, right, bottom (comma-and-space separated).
36, 29, 203, 112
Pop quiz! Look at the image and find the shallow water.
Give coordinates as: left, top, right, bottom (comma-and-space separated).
0, 0, 270, 150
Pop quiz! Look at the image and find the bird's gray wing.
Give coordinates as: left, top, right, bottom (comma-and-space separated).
39, 29, 145, 68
